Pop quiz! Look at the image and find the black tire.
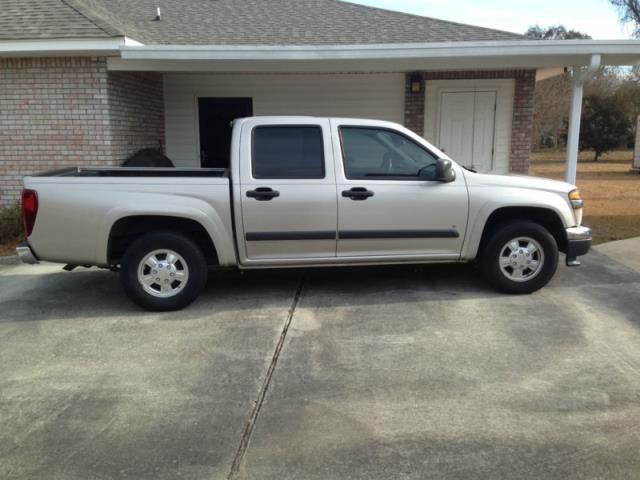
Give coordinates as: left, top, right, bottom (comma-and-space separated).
480, 221, 559, 294
120, 232, 207, 311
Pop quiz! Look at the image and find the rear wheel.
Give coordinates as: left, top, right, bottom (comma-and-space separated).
481, 221, 559, 294
120, 232, 207, 311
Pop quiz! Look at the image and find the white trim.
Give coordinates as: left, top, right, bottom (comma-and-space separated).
1, 38, 638, 66
123, 37, 144, 47
119, 40, 640, 61
424, 79, 514, 174
0, 36, 140, 56
108, 40, 640, 73
113, 40, 640, 70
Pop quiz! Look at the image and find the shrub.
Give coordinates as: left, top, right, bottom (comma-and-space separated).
579, 93, 631, 161
0, 203, 23, 244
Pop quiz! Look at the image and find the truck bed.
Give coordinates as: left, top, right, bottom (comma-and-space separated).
33, 167, 229, 178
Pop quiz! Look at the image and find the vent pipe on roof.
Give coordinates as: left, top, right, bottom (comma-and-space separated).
155, 7, 161, 21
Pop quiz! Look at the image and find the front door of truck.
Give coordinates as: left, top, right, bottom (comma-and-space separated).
239, 118, 338, 261
331, 120, 468, 260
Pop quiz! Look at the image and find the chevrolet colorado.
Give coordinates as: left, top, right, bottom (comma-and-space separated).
16, 117, 591, 310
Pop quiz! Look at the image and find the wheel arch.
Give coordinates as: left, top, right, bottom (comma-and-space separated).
107, 215, 219, 266
471, 206, 568, 259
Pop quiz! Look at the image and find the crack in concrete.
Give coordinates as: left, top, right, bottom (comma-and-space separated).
227, 274, 305, 479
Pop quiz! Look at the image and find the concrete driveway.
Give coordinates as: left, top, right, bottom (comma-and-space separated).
1, 251, 639, 480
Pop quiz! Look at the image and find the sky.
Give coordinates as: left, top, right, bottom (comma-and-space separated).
349, 0, 634, 39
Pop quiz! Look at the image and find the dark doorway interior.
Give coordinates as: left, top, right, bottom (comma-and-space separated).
198, 97, 253, 168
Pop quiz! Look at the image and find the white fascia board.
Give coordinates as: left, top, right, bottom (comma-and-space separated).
0, 36, 141, 55
119, 40, 640, 64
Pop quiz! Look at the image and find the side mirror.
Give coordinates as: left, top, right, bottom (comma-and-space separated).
435, 158, 456, 182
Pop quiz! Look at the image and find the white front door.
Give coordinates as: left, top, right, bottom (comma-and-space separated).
439, 91, 497, 172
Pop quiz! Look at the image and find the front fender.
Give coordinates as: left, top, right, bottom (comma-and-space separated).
462, 188, 576, 260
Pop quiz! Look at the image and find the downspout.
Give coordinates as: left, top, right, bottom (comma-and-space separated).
565, 54, 601, 184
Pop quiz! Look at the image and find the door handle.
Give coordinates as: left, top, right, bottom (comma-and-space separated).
342, 187, 374, 201
246, 187, 280, 201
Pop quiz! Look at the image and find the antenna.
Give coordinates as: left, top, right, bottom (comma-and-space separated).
155, 7, 161, 21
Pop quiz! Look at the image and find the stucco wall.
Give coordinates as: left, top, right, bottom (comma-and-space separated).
163, 72, 405, 168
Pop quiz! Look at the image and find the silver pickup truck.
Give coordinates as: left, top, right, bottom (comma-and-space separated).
17, 116, 591, 311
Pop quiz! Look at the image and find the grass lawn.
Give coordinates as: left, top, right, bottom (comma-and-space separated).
530, 150, 640, 245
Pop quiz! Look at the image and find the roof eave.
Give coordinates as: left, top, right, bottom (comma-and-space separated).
109, 40, 640, 72
0, 36, 142, 56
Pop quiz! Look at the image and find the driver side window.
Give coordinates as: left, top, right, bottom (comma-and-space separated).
339, 127, 439, 180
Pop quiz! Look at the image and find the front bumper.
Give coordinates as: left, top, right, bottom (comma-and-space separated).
16, 242, 40, 264
565, 225, 592, 266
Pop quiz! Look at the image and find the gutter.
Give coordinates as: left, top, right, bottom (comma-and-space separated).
118, 40, 640, 62
0, 36, 141, 56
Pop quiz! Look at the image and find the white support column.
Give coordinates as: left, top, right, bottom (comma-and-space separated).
565, 54, 601, 184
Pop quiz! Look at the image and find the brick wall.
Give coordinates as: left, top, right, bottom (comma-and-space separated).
404, 74, 425, 136
404, 70, 536, 174
107, 71, 165, 161
510, 71, 536, 174
0, 57, 164, 206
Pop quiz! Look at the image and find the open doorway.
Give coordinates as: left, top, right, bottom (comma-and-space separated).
198, 97, 253, 168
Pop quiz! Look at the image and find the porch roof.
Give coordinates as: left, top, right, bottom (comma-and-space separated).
107, 40, 640, 73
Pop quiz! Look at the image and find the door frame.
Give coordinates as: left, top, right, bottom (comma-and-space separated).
424, 79, 515, 174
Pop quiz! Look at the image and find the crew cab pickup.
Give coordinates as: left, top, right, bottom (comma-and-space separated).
17, 117, 592, 311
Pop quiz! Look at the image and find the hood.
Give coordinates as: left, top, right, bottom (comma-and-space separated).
465, 171, 576, 195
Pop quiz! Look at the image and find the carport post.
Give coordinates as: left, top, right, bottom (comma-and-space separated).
565, 54, 601, 184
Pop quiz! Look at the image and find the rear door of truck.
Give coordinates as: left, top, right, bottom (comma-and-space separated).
236, 117, 338, 262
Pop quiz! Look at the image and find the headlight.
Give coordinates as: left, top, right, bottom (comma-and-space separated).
569, 190, 584, 209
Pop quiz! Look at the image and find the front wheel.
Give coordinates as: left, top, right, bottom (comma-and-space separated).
480, 221, 559, 294
120, 232, 208, 311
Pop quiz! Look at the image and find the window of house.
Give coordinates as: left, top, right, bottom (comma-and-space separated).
252, 126, 325, 179
340, 127, 439, 179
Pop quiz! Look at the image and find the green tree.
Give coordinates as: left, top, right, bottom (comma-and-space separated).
526, 25, 592, 149
533, 74, 571, 148
614, 78, 640, 145
525, 25, 592, 39
610, 0, 640, 37
579, 94, 631, 160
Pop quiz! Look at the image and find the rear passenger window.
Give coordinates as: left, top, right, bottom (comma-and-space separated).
252, 126, 325, 179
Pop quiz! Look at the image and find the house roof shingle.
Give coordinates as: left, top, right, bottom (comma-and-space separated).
0, 0, 113, 39
0, 0, 524, 45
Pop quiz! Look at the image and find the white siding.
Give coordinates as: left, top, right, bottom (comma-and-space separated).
424, 79, 515, 174
164, 73, 405, 167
